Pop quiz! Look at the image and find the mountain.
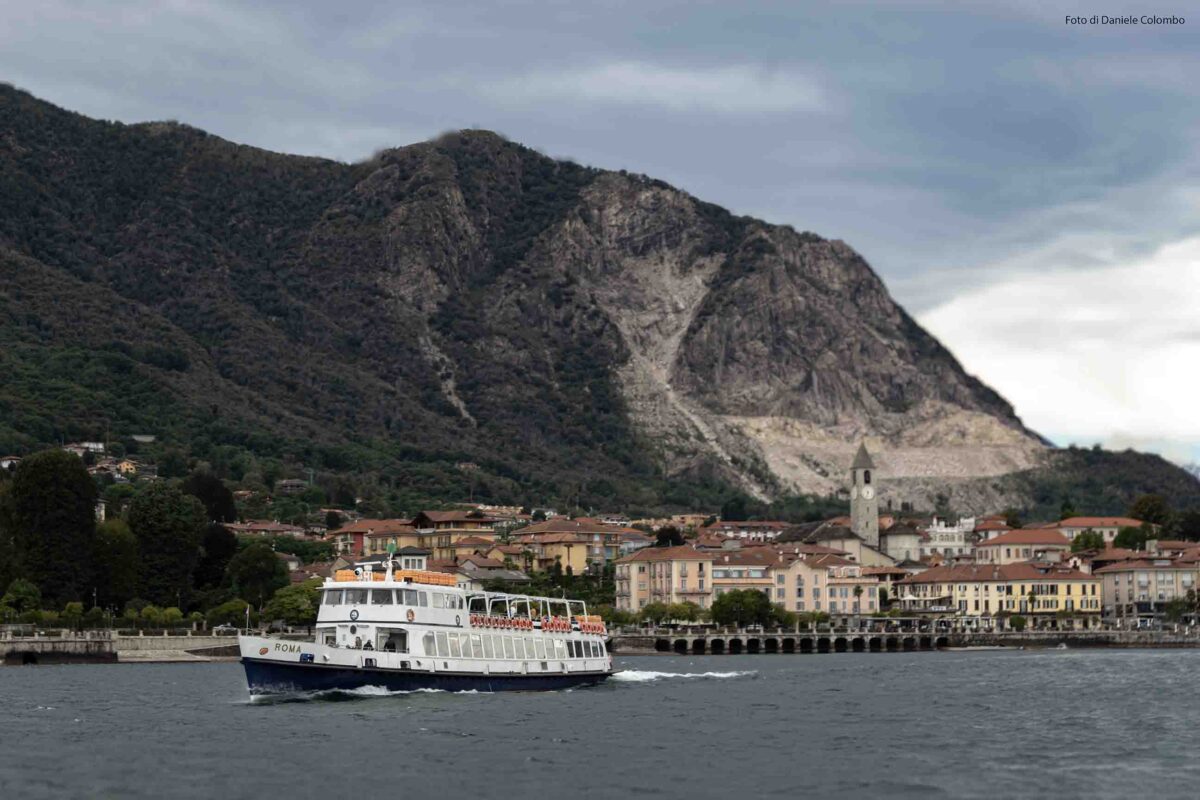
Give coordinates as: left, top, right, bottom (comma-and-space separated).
2, 85, 1196, 515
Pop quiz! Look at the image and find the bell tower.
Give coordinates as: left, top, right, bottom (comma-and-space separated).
849, 443, 879, 549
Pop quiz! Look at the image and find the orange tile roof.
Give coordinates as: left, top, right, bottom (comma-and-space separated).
452, 535, 495, 547
899, 563, 1095, 584
616, 545, 712, 563
1094, 559, 1194, 574
335, 518, 413, 535
1057, 516, 1146, 528
976, 529, 1071, 548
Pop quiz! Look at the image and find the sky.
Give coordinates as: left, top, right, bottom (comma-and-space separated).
2, 0, 1198, 463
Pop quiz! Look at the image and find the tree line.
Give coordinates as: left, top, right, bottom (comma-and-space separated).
0, 449, 319, 628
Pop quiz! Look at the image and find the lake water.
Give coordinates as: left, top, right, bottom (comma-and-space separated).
2, 649, 1198, 799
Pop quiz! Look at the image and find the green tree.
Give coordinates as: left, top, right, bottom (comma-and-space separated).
1178, 511, 1200, 542
162, 607, 184, 627
1, 577, 42, 616
1009, 614, 1028, 632
0, 482, 15, 591
127, 483, 207, 607
1002, 507, 1023, 528
262, 578, 322, 629
1071, 529, 1105, 552
180, 472, 237, 523
720, 495, 750, 522
62, 601, 84, 630
9, 450, 98, 605
655, 526, 684, 547
1128, 494, 1171, 528
1059, 498, 1077, 521
157, 448, 189, 480
325, 510, 343, 531
206, 598, 253, 627
638, 602, 671, 625
666, 601, 700, 622
710, 589, 774, 627
1113, 525, 1151, 551
226, 542, 288, 607
94, 519, 139, 608
140, 605, 164, 628
195, 524, 238, 589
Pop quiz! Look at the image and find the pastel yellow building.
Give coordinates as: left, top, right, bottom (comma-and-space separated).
615, 546, 714, 612
769, 552, 880, 615
896, 563, 1101, 626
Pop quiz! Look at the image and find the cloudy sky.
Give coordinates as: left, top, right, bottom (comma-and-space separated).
3, 1, 1198, 462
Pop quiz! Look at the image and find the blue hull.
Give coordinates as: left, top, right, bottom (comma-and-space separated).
242, 658, 610, 694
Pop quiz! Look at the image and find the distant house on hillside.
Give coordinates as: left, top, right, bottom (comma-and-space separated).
226, 520, 307, 538
0, 455, 21, 470
275, 479, 308, 496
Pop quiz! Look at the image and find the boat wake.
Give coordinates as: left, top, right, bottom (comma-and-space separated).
611, 670, 757, 683
247, 686, 479, 704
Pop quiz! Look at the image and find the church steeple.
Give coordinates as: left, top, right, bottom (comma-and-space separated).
849, 442, 879, 549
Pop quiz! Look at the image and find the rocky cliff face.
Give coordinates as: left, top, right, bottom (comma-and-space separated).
0, 86, 1106, 512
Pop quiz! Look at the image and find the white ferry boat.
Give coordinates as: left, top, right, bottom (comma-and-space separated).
238, 559, 613, 694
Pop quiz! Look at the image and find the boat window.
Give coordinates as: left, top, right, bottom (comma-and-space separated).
470, 634, 484, 659
483, 635, 495, 659
599, 640, 607, 655
534, 639, 547, 659
435, 632, 449, 658
448, 634, 463, 658
344, 589, 368, 605
554, 640, 566, 659
384, 631, 408, 653
418, 591, 428, 607
399, 589, 418, 606
525, 637, 536, 659
423, 632, 435, 656
371, 590, 393, 605
502, 636, 515, 659
322, 590, 343, 606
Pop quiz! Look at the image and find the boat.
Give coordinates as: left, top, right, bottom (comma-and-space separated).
238, 556, 613, 694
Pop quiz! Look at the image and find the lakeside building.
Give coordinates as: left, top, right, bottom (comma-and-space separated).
895, 563, 1101, 627
920, 515, 977, 559
513, 518, 646, 568
880, 521, 922, 562
615, 546, 714, 613
1094, 554, 1200, 621
711, 548, 777, 598
770, 551, 881, 615
330, 519, 414, 557
975, 529, 1071, 565
510, 531, 590, 575
1051, 516, 1151, 544
409, 511, 498, 560
698, 520, 791, 542
973, 519, 1013, 540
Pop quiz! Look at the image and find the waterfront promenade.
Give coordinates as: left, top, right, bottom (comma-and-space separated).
612, 625, 1200, 655
0, 629, 241, 665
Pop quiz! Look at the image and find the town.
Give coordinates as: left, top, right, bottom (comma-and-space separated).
3, 440, 1198, 657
